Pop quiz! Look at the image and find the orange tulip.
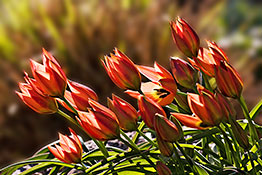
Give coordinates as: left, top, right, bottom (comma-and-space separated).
107, 94, 138, 131
30, 49, 67, 97
156, 161, 172, 175
170, 57, 198, 89
58, 80, 98, 112
77, 99, 120, 141
207, 40, 229, 63
170, 17, 200, 58
138, 95, 166, 129
127, 62, 176, 106
16, 75, 58, 114
48, 128, 83, 164
215, 60, 243, 98
102, 48, 141, 90
154, 114, 183, 142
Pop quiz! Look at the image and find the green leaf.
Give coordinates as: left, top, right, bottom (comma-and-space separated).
250, 98, 262, 120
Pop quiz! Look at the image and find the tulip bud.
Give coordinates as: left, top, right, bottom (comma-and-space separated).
207, 40, 229, 63
16, 77, 58, 114
108, 94, 138, 131
102, 48, 141, 90
77, 100, 120, 141
157, 137, 174, 157
138, 95, 166, 129
30, 49, 67, 97
187, 84, 223, 126
58, 81, 98, 112
170, 17, 200, 58
170, 57, 198, 89
174, 91, 190, 113
48, 128, 83, 163
156, 161, 172, 175
215, 61, 243, 98
230, 120, 250, 150
215, 92, 236, 121
154, 114, 182, 142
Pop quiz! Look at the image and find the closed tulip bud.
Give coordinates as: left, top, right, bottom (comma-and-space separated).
215, 61, 243, 98
230, 120, 250, 150
30, 49, 67, 97
138, 95, 166, 129
215, 92, 236, 121
154, 114, 183, 142
108, 94, 138, 131
58, 81, 98, 111
170, 57, 198, 89
77, 99, 120, 141
156, 161, 172, 175
102, 48, 141, 90
207, 40, 229, 63
16, 77, 58, 114
48, 128, 83, 164
170, 17, 200, 58
188, 84, 223, 126
157, 137, 174, 157
171, 113, 210, 130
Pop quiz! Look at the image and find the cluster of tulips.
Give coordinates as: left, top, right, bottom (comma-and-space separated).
2, 17, 262, 174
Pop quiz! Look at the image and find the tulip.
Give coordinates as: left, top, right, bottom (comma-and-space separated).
156, 161, 172, 175
129, 62, 176, 106
170, 57, 198, 89
58, 80, 98, 111
230, 119, 250, 150
77, 99, 120, 141
16, 76, 58, 114
171, 113, 209, 130
187, 84, 223, 126
48, 128, 83, 164
215, 60, 243, 98
30, 49, 67, 97
215, 92, 236, 121
156, 137, 174, 157
102, 48, 141, 90
170, 17, 200, 58
138, 95, 166, 129
207, 40, 229, 63
107, 94, 138, 131
154, 114, 183, 142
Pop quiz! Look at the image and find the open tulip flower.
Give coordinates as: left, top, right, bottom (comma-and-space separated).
102, 48, 141, 90
108, 94, 138, 131
77, 99, 120, 141
30, 49, 67, 97
58, 80, 98, 112
48, 128, 82, 164
16, 74, 58, 114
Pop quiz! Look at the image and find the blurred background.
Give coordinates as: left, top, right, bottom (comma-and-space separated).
0, 0, 262, 167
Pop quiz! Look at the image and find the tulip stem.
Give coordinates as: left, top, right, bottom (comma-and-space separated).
247, 150, 256, 175
60, 96, 79, 115
217, 125, 240, 169
56, 109, 109, 158
238, 95, 258, 143
80, 162, 87, 171
136, 129, 158, 148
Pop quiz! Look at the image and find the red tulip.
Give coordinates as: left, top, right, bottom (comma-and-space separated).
170, 17, 200, 58
58, 80, 98, 111
108, 94, 138, 131
170, 57, 198, 89
30, 49, 67, 97
102, 48, 141, 90
207, 40, 229, 63
48, 128, 83, 164
154, 114, 183, 142
77, 99, 120, 141
215, 60, 243, 98
138, 95, 166, 129
215, 92, 236, 121
187, 84, 223, 127
156, 161, 172, 175
16, 75, 58, 114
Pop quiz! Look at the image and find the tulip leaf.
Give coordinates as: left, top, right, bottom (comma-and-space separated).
250, 98, 262, 120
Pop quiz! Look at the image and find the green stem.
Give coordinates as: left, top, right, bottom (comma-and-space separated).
174, 142, 198, 175
136, 129, 158, 148
60, 96, 79, 115
247, 150, 256, 175
57, 109, 109, 158
173, 147, 185, 173
80, 162, 87, 171
217, 125, 240, 168
202, 72, 212, 91
120, 130, 140, 150
238, 95, 258, 143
